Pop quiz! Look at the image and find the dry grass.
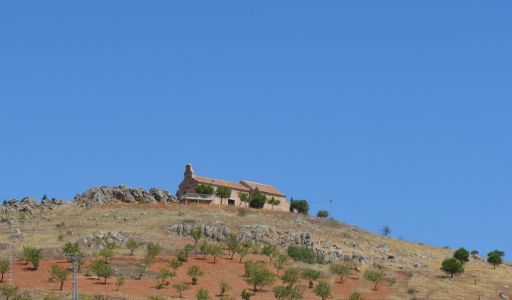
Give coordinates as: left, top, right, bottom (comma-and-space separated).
0, 203, 510, 300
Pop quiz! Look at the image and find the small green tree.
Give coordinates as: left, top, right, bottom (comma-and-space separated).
99, 248, 114, 264
302, 268, 320, 288
261, 244, 279, 264
196, 287, 209, 300
23, 246, 42, 270
470, 250, 479, 258
314, 281, 331, 300
329, 263, 350, 283
0, 285, 19, 300
381, 225, 391, 237
241, 289, 252, 300
363, 269, 385, 290
126, 238, 143, 256
316, 210, 329, 218
268, 197, 281, 210
199, 240, 211, 259
187, 266, 203, 285
172, 283, 189, 298
441, 257, 464, 278
90, 259, 114, 284
249, 188, 267, 209
281, 268, 300, 287
487, 250, 504, 269
145, 242, 162, 262
191, 227, 204, 256
289, 200, 309, 214
273, 254, 288, 274
208, 243, 223, 263
237, 242, 251, 263
135, 262, 148, 279
63, 242, 81, 262
238, 192, 250, 207
219, 280, 231, 296
245, 263, 275, 293
169, 258, 183, 275
225, 233, 240, 260
0, 258, 9, 282
273, 286, 290, 300
453, 247, 469, 264
155, 268, 173, 289
48, 264, 70, 291
349, 292, 363, 300
216, 186, 232, 205
115, 275, 125, 291
195, 184, 214, 195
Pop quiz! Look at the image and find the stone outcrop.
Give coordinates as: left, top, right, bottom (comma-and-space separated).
168, 223, 346, 263
0, 196, 64, 221
74, 185, 177, 208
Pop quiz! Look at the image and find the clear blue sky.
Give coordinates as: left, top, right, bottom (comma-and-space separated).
1, 2, 511, 256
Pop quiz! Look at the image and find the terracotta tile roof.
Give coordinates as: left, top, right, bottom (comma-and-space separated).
193, 175, 250, 191
240, 180, 286, 197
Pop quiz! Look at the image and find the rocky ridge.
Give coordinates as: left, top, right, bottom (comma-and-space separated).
74, 185, 177, 208
0, 197, 65, 221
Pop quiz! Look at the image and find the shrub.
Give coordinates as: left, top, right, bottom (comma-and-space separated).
215, 186, 232, 205
363, 269, 385, 290
287, 245, 317, 264
268, 197, 281, 210
63, 242, 81, 262
261, 244, 279, 264
48, 264, 70, 291
238, 208, 247, 217
273, 254, 288, 274
187, 266, 203, 285
219, 281, 230, 296
0, 258, 9, 282
89, 259, 114, 284
23, 246, 42, 270
196, 287, 209, 300
1, 285, 19, 300
191, 227, 204, 255
126, 238, 143, 256
155, 268, 173, 289
208, 243, 223, 263
169, 258, 183, 275
302, 268, 320, 288
172, 283, 189, 298
314, 281, 331, 300
289, 200, 309, 215
316, 210, 329, 218
441, 257, 464, 278
241, 290, 252, 300
245, 263, 275, 293
487, 250, 504, 269
115, 275, 125, 291
195, 184, 214, 195
349, 292, 363, 300
273, 285, 303, 300
99, 248, 114, 263
224, 233, 240, 260
145, 242, 162, 262
238, 192, 250, 207
453, 247, 469, 264
381, 225, 391, 237
281, 268, 300, 287
329, 263, 350, 283
249, 189, 267, 209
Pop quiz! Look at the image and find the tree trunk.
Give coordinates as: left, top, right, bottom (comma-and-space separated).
104, 276, 107, 284
0, 272, 3, 282
60, 280, 64, 291
374, 282, 379, 290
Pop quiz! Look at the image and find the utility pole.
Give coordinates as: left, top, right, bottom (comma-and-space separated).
71, 256, 79, 300
329, 199, 333, 217
7, 220, 15, 285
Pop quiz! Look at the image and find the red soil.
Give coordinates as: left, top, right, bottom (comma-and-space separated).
11, 254, 390, 299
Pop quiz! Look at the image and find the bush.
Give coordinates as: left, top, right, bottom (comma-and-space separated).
349, 292, 363, 300
249, 189, 267, 209
196, 287, 209, 300
316, 210, 329, 218
155, 268, 173, 289
187, 266, 203, 285
314, 281, 331, 300
289, 200, 309, 215
23, 246, 42, 270
0, 258, 9, 282
287, 245, 317, 264
219, 280, 231, 296
126, 238, 143, 256
329, 263, 350, 283
453, 247, 469, 264
487, 250, 504, 269
363, 269, 385, 290
195, 184, 214, 195
245, 263, 275, 293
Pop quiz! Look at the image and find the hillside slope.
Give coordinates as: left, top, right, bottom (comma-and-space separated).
0, 187, 509, 300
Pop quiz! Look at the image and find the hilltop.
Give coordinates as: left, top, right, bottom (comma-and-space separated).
0, 186, 510, 300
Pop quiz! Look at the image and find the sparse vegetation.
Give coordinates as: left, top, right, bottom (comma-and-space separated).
22, 246, 42, 270
289, 199, 309, 214
48, 264, 70, 291
381, 225, 391, 237
188, 265, 203, 285
316, 210, 329, 218
126, 238, 143, 256
363, 269, 385, 290
196, 287, 210, 300
287, 245, 317, 264
302, 268, 320, 288
115, 275, 125, 291
0, 258, 9, 282
329, 263, 350, 283
172, 283, 190, 298
219, 280, 231, 296
314, 281, 331, 300
487, 250, 504, 269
